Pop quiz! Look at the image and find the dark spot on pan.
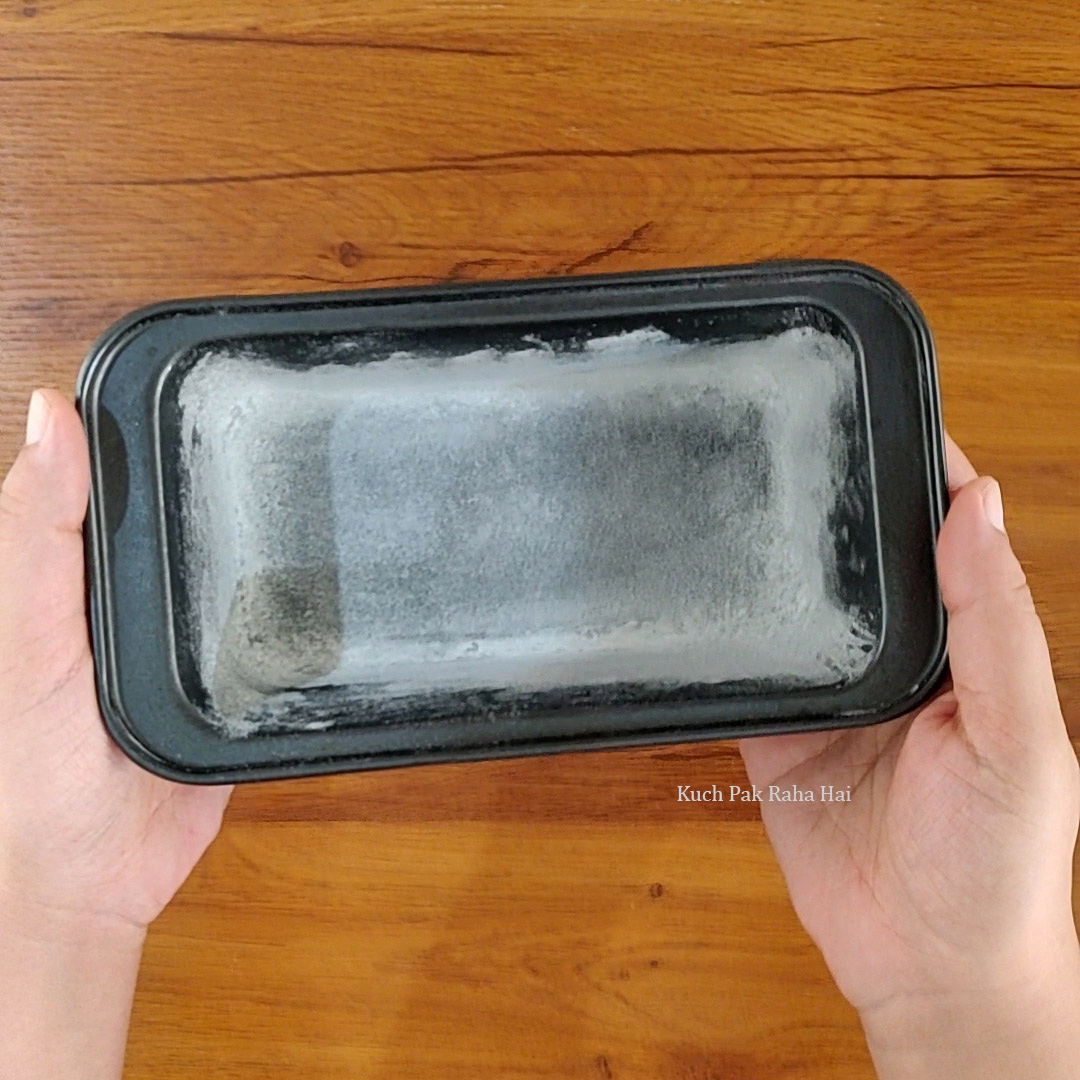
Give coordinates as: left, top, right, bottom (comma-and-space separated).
649, 881, 664, 898
97, 407, 129, 536
213, 565, 344, 718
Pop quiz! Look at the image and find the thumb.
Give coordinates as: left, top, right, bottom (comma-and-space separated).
935, 475, 1065, 753
0, 390, 92, 667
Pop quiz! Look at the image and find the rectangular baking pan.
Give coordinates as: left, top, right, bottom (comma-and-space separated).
77, 261, 947, 783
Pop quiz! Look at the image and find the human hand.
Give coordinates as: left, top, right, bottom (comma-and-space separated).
740, 435, 1080, 1078
0, 390, 232, 1078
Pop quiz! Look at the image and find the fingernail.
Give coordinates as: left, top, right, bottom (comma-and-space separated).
982, 478, 1006, 534
25, 391, 51, 447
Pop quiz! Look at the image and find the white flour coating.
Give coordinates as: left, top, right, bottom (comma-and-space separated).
176, 326, 876, 735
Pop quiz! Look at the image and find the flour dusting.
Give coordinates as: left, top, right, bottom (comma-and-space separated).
176, 326, 877, 736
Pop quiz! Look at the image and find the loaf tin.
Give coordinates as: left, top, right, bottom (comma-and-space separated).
77, 261, 947, 783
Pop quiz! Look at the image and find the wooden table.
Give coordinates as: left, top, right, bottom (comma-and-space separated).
3, 3, 1079, 1076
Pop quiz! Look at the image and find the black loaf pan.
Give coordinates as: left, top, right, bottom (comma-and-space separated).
77, 261, 947, 784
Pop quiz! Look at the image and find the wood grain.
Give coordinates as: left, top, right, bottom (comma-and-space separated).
2, 2, 1079, 1077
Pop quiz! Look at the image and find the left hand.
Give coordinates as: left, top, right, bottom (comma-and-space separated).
0, 389, 232, 943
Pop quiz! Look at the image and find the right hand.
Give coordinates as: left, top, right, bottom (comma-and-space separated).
740, 435, 1080, 1078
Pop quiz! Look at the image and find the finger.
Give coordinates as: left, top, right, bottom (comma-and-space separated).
935, 475, 1064, 754
739, 729, 837, 788
0, 390, 92, 660
944, 432, 978, 496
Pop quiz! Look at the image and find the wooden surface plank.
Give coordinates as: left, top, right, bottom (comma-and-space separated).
2, 2, 1079, 1077
131, 820, 867, 1080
